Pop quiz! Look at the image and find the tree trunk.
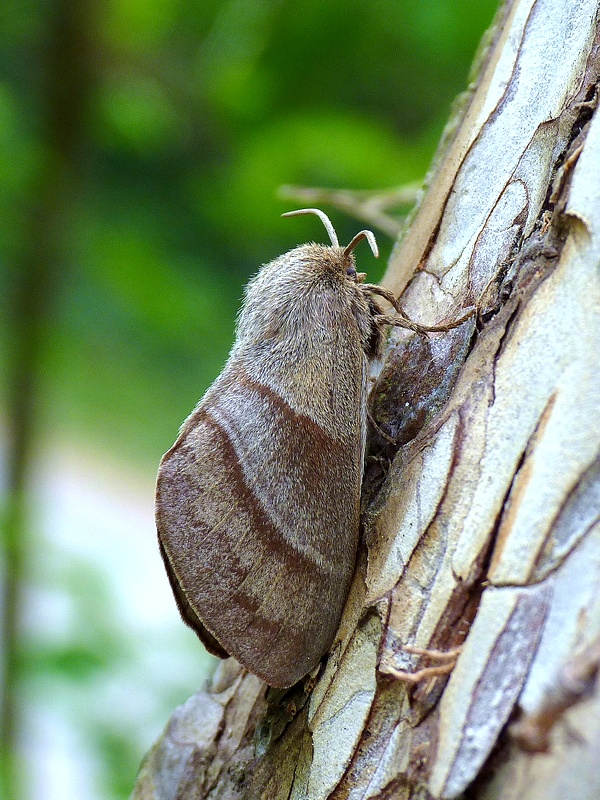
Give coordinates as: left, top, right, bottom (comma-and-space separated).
132, 1, 600, 797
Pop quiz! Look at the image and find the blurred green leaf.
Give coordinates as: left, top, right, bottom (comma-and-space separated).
95, 729, 143, 800
24, 645, 108, 681
98, 77, 181, 153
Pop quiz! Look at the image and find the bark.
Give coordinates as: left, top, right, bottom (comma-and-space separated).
133, 1, 600, 798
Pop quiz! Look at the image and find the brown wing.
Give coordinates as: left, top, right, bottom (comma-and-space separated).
157, 535, 228, 659
156, 359, 364, 688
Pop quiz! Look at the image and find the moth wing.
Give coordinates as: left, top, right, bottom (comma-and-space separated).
156, 361, 364, 687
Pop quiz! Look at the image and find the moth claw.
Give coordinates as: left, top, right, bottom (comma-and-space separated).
384, 644, 463, 685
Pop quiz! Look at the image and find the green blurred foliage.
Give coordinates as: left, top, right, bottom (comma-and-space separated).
1, 0, 498, 468
0, 0, 498, 797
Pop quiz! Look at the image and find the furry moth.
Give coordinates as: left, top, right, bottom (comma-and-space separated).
156, 208, 470, 688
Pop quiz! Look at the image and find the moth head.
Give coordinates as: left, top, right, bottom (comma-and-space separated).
236, 209, 380, 348
282, 208, 378, 283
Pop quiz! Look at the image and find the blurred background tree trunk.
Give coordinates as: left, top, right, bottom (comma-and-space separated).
132, 0, 600, 797
0, 3, 96, 798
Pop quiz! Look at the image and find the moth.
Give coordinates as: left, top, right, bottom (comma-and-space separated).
156, 208, 470, 688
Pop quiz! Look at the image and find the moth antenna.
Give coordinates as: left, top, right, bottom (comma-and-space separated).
282, 208, 339, 247
343, 230, 379, 259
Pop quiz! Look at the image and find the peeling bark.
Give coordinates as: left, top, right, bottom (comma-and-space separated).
133, 1, 600, 798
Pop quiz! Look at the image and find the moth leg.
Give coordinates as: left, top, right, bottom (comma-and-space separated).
363, 282, 476, 334
387, 644, 463, 684
373, 313, 430, 334
401, 644, 463, 661
362, 283, 416, 325
374, 310, 476, 335
386, 661, 455, 684
367, 408, 397, 445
